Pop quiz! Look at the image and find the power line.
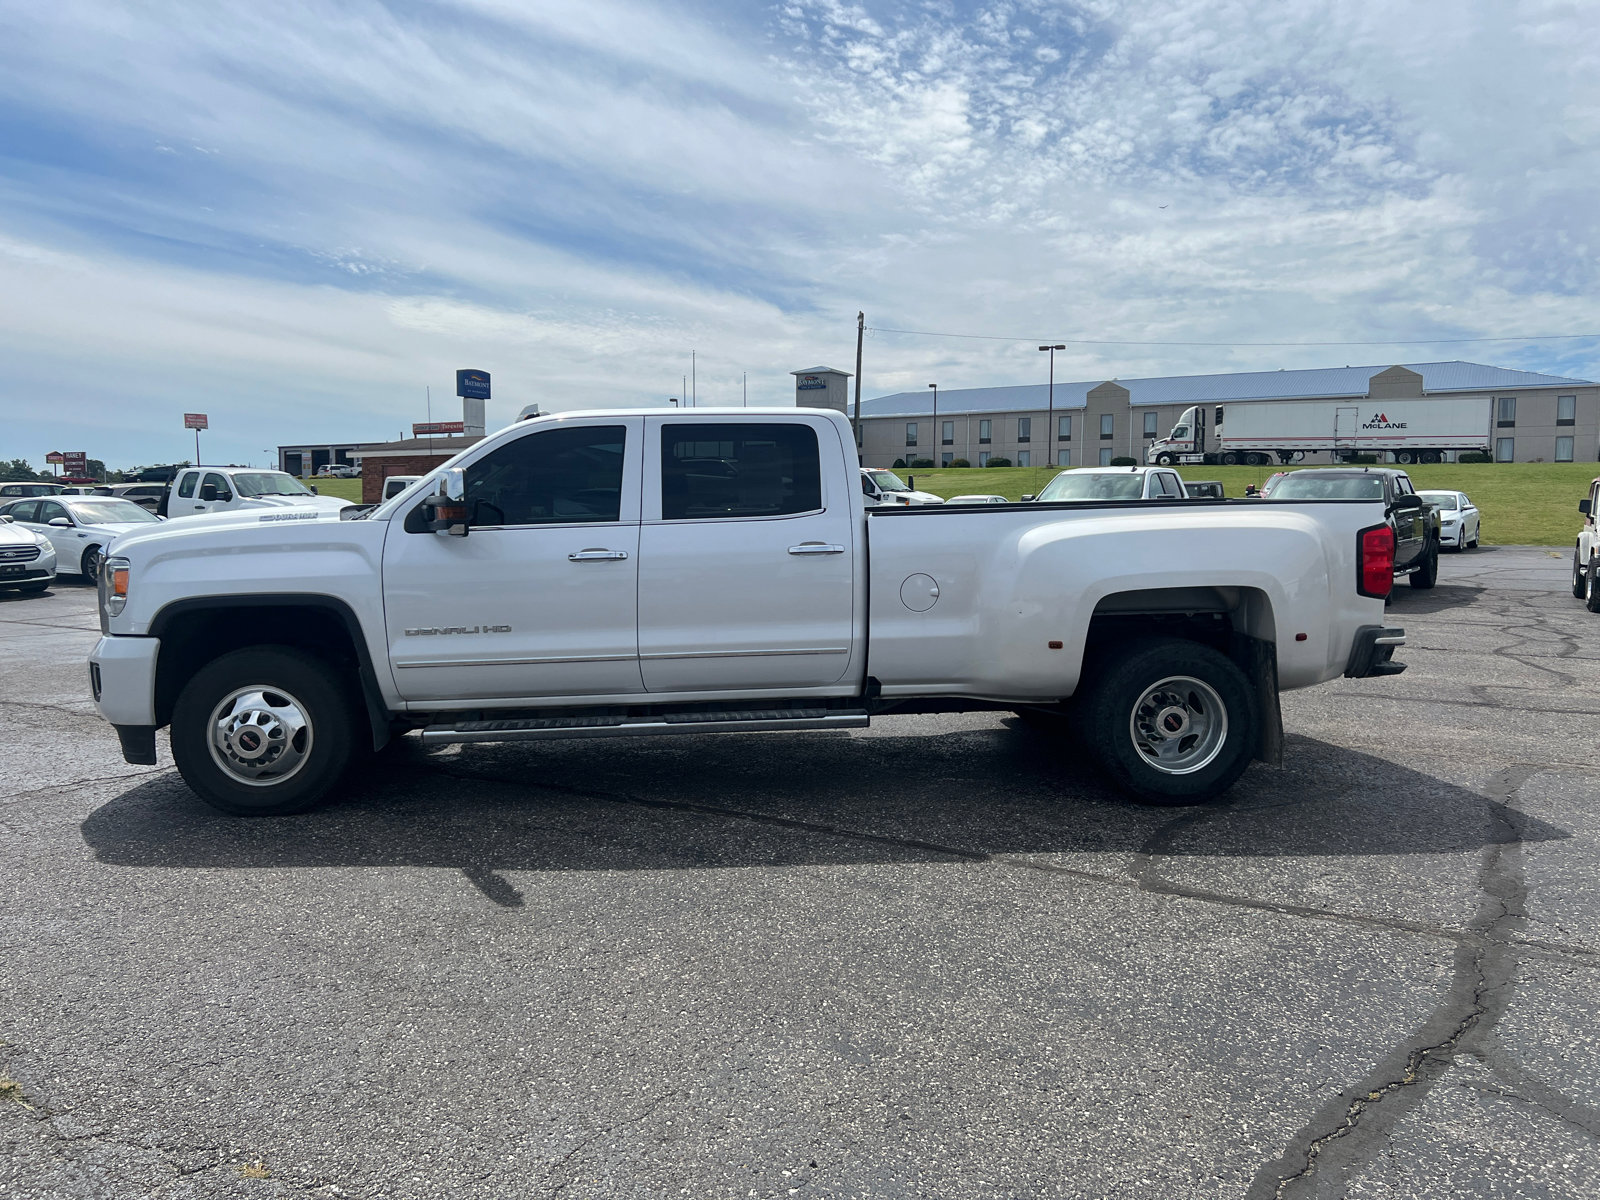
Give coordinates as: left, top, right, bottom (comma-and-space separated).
866, 326, 1600, 349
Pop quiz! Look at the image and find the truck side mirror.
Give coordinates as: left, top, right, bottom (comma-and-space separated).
1391, 494, 1423, 511
199, 483, 218, 502
1580, 499, 1591, 516
426, 468, 470, 536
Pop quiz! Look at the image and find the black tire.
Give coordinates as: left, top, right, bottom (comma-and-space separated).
1587, 561, 1600, 614
1396, 450, 1415, 465
170, 646, 357, 816
1573, 550, 1584, 598
79, 545, 102, 584
1083, 638, 1258, 806
1155, 452, 1176, 467
1220, 452, 1239, 466
1409, 540, 1438, 589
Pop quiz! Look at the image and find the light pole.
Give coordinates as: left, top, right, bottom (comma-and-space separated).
927, 383, 937, 467
668, 397, 679, 407
1038, 344, 1065, 470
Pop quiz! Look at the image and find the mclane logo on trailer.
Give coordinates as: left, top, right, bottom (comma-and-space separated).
1362, 412, 1408, 430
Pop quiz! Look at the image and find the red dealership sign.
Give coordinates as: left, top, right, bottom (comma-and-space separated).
184, 413, 209, 430
413, 421, 465, 436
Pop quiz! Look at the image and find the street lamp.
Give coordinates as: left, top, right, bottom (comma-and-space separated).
1038, 344, 1065, 469
927, 383, 937, 467
668, 397, 679, 407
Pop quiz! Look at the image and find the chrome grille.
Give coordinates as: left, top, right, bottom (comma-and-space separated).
0, 546, 40, 562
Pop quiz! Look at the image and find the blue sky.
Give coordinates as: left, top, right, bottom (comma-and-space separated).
2, 0, 1598, 469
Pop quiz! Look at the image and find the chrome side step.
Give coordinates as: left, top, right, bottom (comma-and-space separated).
419, 708, 870, 746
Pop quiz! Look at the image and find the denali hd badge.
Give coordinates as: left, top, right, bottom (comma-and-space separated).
404, 625, 513, 636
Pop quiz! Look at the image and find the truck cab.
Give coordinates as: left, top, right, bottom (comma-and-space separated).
860, 467, 944, 507
163, 467, 352, 519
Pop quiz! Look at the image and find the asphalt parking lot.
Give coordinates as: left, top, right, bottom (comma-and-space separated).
2, 548, 1597, 1199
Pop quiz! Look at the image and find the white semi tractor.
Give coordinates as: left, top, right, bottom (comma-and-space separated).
1146, 397, 1492, 467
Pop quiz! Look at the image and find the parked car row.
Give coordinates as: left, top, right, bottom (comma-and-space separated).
0, 497, 160, 584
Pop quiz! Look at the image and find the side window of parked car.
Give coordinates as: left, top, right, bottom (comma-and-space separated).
37, 501, 69, 525
460, 425, 628, 528
661, 423, 822, 520
176, 472, 198, 499
9, 501, 39, 522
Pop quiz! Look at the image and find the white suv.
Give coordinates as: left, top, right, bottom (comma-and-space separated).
164, 467, 352, 519
1574, 477, 1600, 611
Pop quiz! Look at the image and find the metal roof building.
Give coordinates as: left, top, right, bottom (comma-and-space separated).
856, 361, 1598, 468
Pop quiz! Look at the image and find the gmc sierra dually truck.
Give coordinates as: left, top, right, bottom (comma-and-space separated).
89, 408, 1405, 816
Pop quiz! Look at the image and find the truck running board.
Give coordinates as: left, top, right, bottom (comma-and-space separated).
419, 707, 871, 746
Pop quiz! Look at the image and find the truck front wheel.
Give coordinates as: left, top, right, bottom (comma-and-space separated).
170, 646, 356, 816
1084, 639, 1258, 806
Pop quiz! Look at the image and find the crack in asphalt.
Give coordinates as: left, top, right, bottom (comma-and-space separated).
1247, 764, 1542, 1199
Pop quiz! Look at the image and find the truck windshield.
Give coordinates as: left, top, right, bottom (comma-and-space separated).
1035, 472, 1145, 501
865, 470, 910, 493
1268, 475, 1385, 500
231, 472, 315, 498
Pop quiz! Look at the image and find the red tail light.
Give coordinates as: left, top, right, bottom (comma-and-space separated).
1358, 524, 1395, 598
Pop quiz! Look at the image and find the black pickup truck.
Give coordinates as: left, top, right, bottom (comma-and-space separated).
1262, 468, 1441, 591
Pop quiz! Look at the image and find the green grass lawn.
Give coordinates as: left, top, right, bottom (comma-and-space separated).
308, 478, 363, 502
898, 462, 1599, 546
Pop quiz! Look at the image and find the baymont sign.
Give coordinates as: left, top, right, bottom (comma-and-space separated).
1361, 412, 1408, 430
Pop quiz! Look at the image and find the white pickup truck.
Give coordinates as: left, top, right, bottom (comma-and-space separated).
89, 408, 1405, 816
160, 467, 352, 519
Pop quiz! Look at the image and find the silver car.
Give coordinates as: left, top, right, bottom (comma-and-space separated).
0, 514, 57, 592
1418, 490, 1480, 550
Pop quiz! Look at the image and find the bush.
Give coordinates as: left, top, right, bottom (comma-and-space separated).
1110, 456, 1138, 466
1458, 451, 1492, 463
908, 458, 935, 468
984, 456, 1012, 468
891, 458, 907, 469
947, 458, 970, 468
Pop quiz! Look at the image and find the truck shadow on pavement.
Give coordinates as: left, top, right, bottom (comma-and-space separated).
1383, 582, 1485, 615
81, 725, 1565, 909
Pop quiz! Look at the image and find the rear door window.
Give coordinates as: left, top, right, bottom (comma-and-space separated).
661, 423, 821, 520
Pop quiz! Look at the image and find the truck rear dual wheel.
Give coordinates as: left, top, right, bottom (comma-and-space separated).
1084, 639, 1258, 806
1587, 561, 1600, 614
170, 646, 357, 816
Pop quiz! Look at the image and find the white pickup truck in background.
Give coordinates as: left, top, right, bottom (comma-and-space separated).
89, 408, 1405, 816
160, 467, 352, 519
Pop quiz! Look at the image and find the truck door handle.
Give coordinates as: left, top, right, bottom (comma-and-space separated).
788, 542, 846, 555
568, 548, 629, 562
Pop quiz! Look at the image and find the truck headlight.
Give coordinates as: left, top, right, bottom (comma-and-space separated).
101, 556, 131, 617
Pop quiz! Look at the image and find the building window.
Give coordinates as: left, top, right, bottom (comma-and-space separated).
941, 452, 953, 467
905, 422, 918, 447
1056, 449, 1070, 466
1017, 417, 1031, 443
1495, 437, 1514, 462
1017, 450, 1030, 467
1143, 412, 1159, 437
1496, 396, 1516, 427
1100, 414, 1114, 440
1098, 447, 1114, 466
1058, 415, 1071, 441
1556, 436, 1575, 462
978, 419, 991, 445
978, 450, 990, 466
941, 420, 954, 445
1558, 395, 1576, 426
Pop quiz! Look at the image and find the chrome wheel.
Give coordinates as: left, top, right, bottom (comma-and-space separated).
1129, 675, 1229, 776
207, 685, 314, 787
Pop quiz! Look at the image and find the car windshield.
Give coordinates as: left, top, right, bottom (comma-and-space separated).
1267, 474, 1386, 500
66, 499, 161, 524
866, 470, 910, 493
1036, 472, 1145, 501
1419, 491, 1459, 511
231, 472, 315, 498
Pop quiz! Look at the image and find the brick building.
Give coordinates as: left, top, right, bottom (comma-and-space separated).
351, 435, 482, 503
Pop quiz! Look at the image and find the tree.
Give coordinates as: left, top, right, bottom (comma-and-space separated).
0, 459, 48, 482
87, 459, 108, 481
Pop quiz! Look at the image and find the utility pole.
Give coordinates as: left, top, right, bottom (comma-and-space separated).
692, 351, 696, 407
852, 311, 864, 452
743, 371, 747, 406
1038, 344, 1065, 473
928, 383, 938, 467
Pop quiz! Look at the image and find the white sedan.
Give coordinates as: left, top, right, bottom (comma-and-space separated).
1419, 490, 1480, 550
0, 496, 162, 582
945, 494, 1011, 504
0, 514, 57, 592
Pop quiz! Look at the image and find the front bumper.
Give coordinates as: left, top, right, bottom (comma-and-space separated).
90, 635, 161, 727
1345, 625, 1406, 678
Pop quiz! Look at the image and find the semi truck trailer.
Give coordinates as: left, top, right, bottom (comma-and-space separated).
1146, 397, 1492, 467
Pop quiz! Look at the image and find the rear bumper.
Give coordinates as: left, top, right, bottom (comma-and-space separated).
1345, 625, 1406, 678
90, 635, 160, 727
